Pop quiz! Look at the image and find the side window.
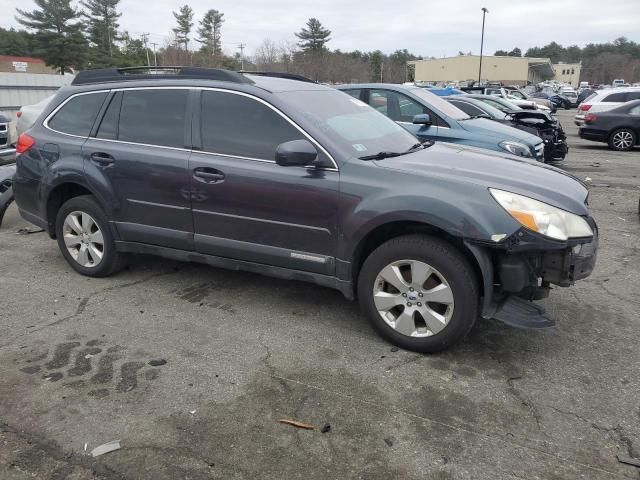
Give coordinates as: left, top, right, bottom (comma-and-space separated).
96, 92, 122, 140
629, 105, 640, 115
397, 93, 427, 122
117, 89, 188, 148
48, 92, 107, 136
603, 92, 626, 102
367, 89, 426, 123
200, 91, 306, 161
344, 89, 362, 100
368, 90, 390, 115
450, 101, 483, 117
626, 92, 640, 101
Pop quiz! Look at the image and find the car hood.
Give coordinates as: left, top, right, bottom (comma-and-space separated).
376, 142, 589, 215
457, 117, 541, 144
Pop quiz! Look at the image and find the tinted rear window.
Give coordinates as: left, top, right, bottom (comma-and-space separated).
48, 92, 107, 136
117, 89, 188, 148
603, 92, 626, 102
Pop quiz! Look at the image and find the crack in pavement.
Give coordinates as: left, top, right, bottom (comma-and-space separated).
0, 267, 186, 347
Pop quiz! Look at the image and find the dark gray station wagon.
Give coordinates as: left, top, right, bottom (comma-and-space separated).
13, 67, 598, 352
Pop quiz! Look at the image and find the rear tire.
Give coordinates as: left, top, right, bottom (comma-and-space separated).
55, 195, 125, 277
608, 128, 637, 151
357, 234, 479, 353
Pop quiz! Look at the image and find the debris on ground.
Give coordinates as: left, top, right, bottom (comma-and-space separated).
16, 228, 45, 235
148, 359, 167, 366
278, 419, 315, 430
90, 440, 121, 457
390, 347, 399, 352
384, 437, 394, 447
320, 423, 331, 433
617, 454, 640, 468
190, 410, 197, 415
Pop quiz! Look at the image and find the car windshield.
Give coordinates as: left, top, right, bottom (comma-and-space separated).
278, 89, 419, 157
408, 88, 470, 120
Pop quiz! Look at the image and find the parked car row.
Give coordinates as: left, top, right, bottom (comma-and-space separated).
11, 66, 598, 352
337, 84, 546, 161
445, 96, 568, 162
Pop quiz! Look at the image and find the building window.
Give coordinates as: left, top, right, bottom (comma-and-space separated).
562, 69, 566, 75
571, 69, 575, 74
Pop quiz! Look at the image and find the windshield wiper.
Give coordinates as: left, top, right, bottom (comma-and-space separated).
359, 151, 403, 161
359, 141, 434, 161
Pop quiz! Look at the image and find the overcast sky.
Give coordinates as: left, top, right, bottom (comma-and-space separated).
4, 0, 640, 58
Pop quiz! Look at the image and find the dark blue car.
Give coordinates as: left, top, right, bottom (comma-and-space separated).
337, 84, 545, 161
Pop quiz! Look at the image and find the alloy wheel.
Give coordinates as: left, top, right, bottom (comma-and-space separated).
373, 260, 454, 337
62, 211, 104, 268
613, 131, 634, 150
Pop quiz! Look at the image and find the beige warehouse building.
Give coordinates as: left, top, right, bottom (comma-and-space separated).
408, 56, 581, 87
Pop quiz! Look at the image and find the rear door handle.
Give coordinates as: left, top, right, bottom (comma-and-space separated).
90, 152, 115, 166
193, 168, 225, 183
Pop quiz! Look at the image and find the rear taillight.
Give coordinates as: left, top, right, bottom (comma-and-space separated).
16, 111, 22, 118
584, 113, 597, 124
16, 133, 35, 154
578, 104, 592, 112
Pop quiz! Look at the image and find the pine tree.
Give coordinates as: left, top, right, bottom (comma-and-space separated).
80, 0, 121, 59
196, 9, 224, 58
173, 5, 194, 52
16, 0, 88, 74
295, 18, 331, 53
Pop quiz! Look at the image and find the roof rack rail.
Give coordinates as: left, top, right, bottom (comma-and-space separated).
72, 66, 254, 86
238, 71, 316, 84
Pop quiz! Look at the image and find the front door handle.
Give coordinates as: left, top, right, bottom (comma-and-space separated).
193, 168, 225, 183
90, 152, 115, 166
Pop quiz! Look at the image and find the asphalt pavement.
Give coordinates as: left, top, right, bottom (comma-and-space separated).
0, 110, 639, 479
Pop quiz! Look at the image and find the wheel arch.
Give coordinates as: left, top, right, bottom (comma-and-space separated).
350, 220, 487, 305
45, 181, 108, 238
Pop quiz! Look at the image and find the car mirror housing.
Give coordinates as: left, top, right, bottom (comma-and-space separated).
412, 114, 432, 126
275, 139, 318, 167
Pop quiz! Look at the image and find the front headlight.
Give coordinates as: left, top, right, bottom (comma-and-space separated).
490, 188, 593, 240
499, 141, 532, 158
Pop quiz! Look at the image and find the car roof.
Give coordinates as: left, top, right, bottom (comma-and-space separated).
66, 68, 330, 95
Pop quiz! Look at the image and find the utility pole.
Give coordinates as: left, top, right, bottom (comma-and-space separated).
151, 42, 158, 66
380, 61, 384, 82
141, 33, 150, 66
478, 7, 489, 85
238, 43, 246, 70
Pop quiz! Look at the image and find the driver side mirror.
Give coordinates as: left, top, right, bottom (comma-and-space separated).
412, 114, 432, 126
275, 139, 318, 167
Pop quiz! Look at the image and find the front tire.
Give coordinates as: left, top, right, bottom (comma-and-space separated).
357, 235, 479, 353
55, 195, 125, 277
608, 128, 637, 151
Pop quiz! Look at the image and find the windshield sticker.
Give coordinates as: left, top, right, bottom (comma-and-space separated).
352, 144, 368, 152
350, 98, 368, 107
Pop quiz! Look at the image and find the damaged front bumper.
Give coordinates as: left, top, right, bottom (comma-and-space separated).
465, 221, 598, 329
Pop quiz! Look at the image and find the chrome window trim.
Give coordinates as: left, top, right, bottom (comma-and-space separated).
43, 90, 110, 139
43, 86, 339, 171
